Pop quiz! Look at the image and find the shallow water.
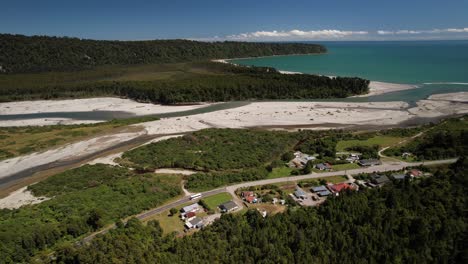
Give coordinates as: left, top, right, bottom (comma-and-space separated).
230, 41, 468, 103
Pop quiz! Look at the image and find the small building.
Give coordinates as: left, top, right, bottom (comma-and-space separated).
358, 159, 381, 167
181, 203, 200, 214
409, 169, 423, 177
392, 173, 407, 181
185, 217, 203, 229
241, 191, 255, 197
219, 201, 239, 213
371, 174, 390, 185
315, 163, 332, 171
184, 211, 196, 220
329, 183, 351, 193
246, 196, 258, 203
289, 151, 316, 168
402, 152, 412, 158
346, 153, 361, 163
294, 187, 307, 199
311, 185, 332, 196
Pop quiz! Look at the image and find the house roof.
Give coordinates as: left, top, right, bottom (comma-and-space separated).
246, 196, 256, 203
186, 212, 196, 218
220, 201, 238, 211
317, 190, 332, 196
392, 174, 407, 180
371, 174, 390, 184
316, 163, 331, 169
294, 187, 307, 197
181, 203, 199, 213
330, 183, 350, 193
242, 191, 254, 197
189, 217, 203, 226
410, 169, 422, 176
312, 185, 328, 192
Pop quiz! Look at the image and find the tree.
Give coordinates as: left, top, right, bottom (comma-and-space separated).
169, 208, 178, 216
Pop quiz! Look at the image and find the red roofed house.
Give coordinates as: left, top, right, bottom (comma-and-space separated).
409, 169, 423, 177
329, 183, 352, 193
185, 211, 196, 219
242, 191, 255, 197
246, 195, 258, 203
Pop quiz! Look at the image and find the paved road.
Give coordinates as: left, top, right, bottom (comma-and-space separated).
81, 158, 457, 244
225, 159, 457, 196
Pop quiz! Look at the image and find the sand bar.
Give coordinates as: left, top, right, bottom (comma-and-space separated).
0, 97, 209, 126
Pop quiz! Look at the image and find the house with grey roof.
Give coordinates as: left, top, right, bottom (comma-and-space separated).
392, 173, 407, 181
185, 217, 203, 229
181, 203, 200, 214
294, 187, 307, 199
358, 159, 381, 167
219, 201, 239, 213
371, 174, 390, 186
311, 185, 332, 196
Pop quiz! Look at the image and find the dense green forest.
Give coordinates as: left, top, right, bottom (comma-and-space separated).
51, 158, 467, 264
0, 165, 182, 263
384, 117, 468, 160
0, 61, 370, 104
121, 128, 298, 171
0, 34, 326, 73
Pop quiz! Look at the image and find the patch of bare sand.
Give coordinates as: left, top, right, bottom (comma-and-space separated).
0, 186, 49, 209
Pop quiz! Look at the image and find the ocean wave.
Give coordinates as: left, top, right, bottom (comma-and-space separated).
423, 82, 468, 85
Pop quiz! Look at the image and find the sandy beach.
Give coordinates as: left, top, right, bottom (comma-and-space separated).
356, 81, 419, 97
0, 97, 210, 127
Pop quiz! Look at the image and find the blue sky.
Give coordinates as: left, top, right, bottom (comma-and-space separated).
1, 0, 467, 41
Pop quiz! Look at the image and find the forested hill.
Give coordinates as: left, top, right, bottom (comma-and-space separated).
0, 34, 326, 73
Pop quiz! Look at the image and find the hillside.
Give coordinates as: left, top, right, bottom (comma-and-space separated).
0, 34, 326, 73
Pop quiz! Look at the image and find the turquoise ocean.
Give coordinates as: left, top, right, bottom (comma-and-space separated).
229, 41, 468, 102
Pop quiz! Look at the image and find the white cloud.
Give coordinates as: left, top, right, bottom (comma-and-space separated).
226, 29, 369, 40
377, 27, 468, 35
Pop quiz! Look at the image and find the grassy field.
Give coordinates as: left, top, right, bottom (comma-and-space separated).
0, 122, 144, 161
331, 163, 360, 171
267, 167, 294, 179
202, 192, 233, 210
317, 175, 348, 184
336, 136, 404, 152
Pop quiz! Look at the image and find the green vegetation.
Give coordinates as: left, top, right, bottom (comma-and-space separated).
0, 34, 325, 73
0, 164, 182, 262
122, 128, 298, 171
384, 117, 468, 160
51, 158, 467, 263
267, 167, 294, 179
336, 135, 403, 152
329, 163, 360, 171
201, 193, 232, 210
0, 61, 369, 104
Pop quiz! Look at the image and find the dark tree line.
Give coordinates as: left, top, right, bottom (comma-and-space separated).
0, 62, 370, 104
0, 34, 325, 73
